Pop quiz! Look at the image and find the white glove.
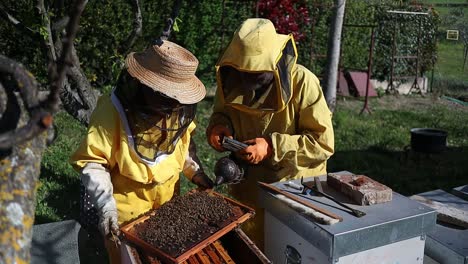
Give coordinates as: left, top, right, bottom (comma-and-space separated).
81, 162, 120, 237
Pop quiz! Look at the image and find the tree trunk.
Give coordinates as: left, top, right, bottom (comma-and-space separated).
0, 1, 85, 261
323, 0, 346, 113
0, 90, 49, 264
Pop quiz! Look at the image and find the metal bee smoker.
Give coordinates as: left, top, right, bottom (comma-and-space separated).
213, 137, 248, 186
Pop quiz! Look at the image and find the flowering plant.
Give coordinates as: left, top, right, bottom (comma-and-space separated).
257, 0, 311, 42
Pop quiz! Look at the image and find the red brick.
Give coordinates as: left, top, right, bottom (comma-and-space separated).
327, 173, 393, 205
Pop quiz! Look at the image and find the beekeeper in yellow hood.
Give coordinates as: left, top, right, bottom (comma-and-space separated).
206, 18, 335, 249
70, 40, 213, 263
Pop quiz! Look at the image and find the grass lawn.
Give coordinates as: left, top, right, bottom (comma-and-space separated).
433, 41, 468, 82
421, 0, 468, 91
330, 95, 467, 195
35, 95, 468, 224
426, 0, 468, 3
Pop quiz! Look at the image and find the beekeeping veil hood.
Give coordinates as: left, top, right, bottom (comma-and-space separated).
112, 40, 206, 164
216, 18, 298, 113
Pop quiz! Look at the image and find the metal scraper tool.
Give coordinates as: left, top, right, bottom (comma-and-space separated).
301, 177, 366, 218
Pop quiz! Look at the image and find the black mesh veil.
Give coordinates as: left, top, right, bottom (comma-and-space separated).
276, 39, 295, 105
113, 71, 196, 162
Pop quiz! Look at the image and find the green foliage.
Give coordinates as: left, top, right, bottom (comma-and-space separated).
303, 1, 439, 81
174, 1, 254, 87
36, 96, 468, 222
0, 0, 443, 92
0, 0, 255, 90
357, 1, 439, 80
77, 1, 134, 86
0, 1, 46, 82
300, 0, 333, 73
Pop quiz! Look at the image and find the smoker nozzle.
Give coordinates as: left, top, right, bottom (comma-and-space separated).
214, 175, 225, 186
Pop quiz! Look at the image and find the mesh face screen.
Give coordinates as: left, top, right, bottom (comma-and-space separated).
114, 71, 196, 161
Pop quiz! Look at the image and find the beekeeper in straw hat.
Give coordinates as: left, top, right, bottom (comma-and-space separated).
206, 18, 335, 249
70, 40, 213, 263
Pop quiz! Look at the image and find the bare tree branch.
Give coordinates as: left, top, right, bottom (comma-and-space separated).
59, 78, 94, 125
45, 0, 87, 113
0, 55, 51, 150
156, 0, 183, 45
52, 32, 98, 126
118, 0, 143, 54
37, 0, 57, 62
51, 16, 70, 32
69, 45, 98, 110
0, 0, 87, 150
46, 0, 97, 126
0, 4, 39, 37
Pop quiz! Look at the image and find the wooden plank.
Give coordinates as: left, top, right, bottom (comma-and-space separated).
410, 195, 468, 228
212, 241, 235, 263
258, 182, 343, 221
187, 256, 200, 264
204, 244, 221, 263
195, 251, 211, 264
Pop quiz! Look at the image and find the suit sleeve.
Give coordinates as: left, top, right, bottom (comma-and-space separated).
270, 69, 335, 173
69, 97, 117, 171
206, 88, 233, 136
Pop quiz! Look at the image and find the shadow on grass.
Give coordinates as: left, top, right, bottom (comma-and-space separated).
35, 166, 80, 224
328, 146, 468, 196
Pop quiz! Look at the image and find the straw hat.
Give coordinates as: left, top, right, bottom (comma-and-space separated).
125, 40, 206, 104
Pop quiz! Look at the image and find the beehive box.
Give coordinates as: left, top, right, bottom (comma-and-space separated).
123, 228, 271, 264
120, 191, 256, 264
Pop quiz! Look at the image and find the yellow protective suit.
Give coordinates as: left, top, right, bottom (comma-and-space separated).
71, 95, 196, 222
70, 95, 196, 262
209, 18, 335, 249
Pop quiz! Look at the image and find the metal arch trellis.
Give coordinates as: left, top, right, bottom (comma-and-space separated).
341, 23, 377, 115
385, 10, 429, 96
339, 3, 378, 115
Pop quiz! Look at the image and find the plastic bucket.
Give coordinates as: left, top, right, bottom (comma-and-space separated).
410, 128, 447, 153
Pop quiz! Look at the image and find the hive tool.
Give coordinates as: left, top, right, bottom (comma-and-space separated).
301, 177, 366, 218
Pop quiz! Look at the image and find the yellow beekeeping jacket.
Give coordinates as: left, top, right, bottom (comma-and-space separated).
209, 18, 335, 249
70, 95, 195, 224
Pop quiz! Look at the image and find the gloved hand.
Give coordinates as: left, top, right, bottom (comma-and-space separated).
98, 208, 120, 239
207, 125, 232, 152
81, 163, 120, 238
192, 172, 214, 190
238, 137, 273, 164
